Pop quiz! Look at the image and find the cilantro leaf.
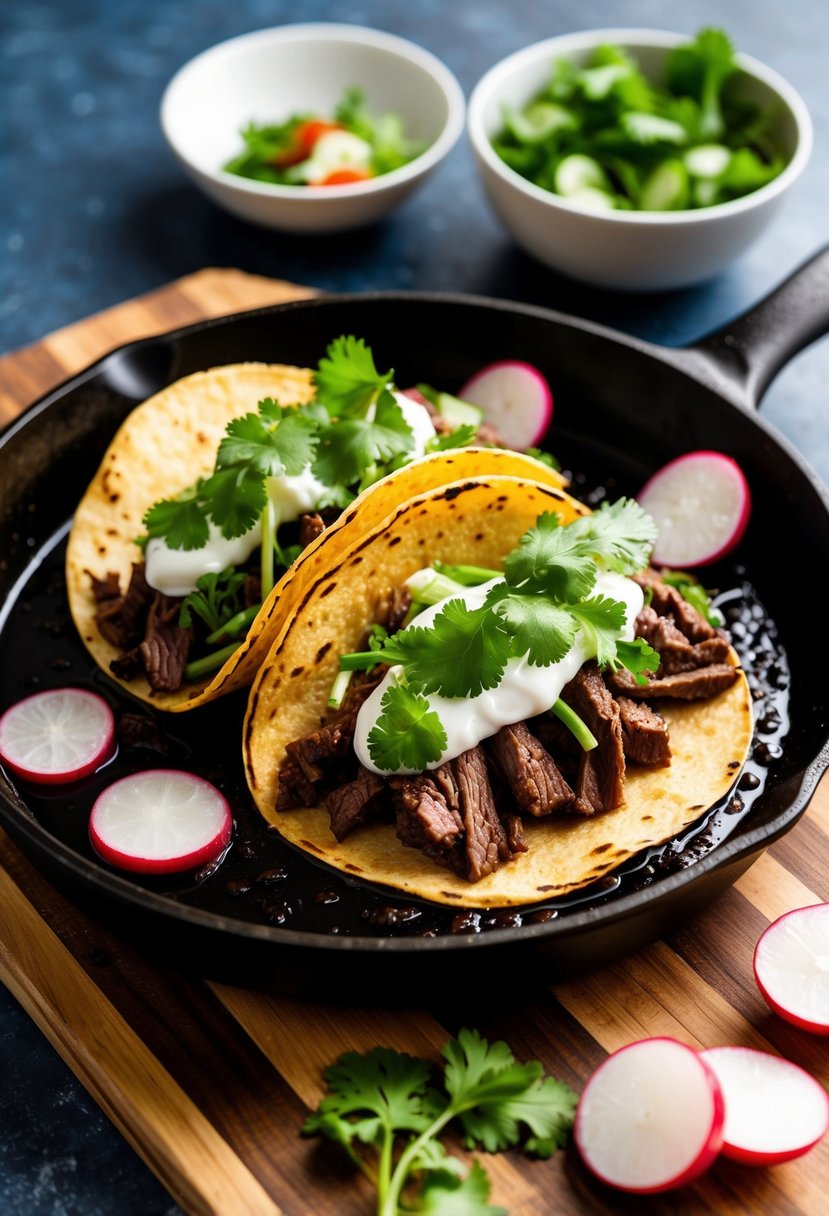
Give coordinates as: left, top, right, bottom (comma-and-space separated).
487, 587, 577, 667
203, 465, 266, 539
443, 1029, 578, 1157
667, 28, 736, 140
313, 335, 393, 417
426, 424, 479, 453
389, 600, 509, 699
503, 511, 599, 601
217, 405, 319, 478
607, 637, 660, 684
418, 1162, 506, 1216
569, 595, 629, 667
576, 498, 658, 574
179, 568, 247, 631
367, 682, 448, 772
313, 388, 414, 487
143, 489, 210, 551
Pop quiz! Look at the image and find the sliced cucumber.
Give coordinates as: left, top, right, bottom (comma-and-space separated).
432, 392, 483, 429
567, 186, 617, 212
639, 159, 690, 210
685, 144, 731, 179
505, 101, 575, 144
554, 154, 610, 197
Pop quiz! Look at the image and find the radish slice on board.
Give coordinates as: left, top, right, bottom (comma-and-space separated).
638, 450, 751, 567
575, 1037, 724, 1193
458, 361, 553, 449
754, 904, 829, 1033
701, 1046, 829, 1165
0, 688, 115, 784
89, 769, 232, 874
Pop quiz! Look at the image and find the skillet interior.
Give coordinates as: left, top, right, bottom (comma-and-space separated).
0, 293, 826, 992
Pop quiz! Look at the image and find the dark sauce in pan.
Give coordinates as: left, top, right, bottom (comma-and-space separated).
0, 498, 789, 940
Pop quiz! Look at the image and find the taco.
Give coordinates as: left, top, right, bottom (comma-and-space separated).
66, 342, 565, 712
243, 476, 752, 908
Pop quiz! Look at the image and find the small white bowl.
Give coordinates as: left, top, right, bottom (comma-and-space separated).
161, 24, 465, 233
468, 29, 812, 290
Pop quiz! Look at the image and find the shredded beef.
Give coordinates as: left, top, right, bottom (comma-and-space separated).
617, 697, 671, 766
390, 773, 463, 851
138, 593, 193, 692
286, 720, 353, 784
610, 664, 739, 701
486, 721, 574, 816
117, 712, 171, 754
243, 572, 261, 608
634, 570, 716, 641
325, 768, 386, 841
276, 760, 319, 811
449, 747, 513, 881
386, 588, 412, 635
563, 663, 625, 815
109, 647, 143, 680
95, 562, 153, 650
502, 813, 528, 855
281, 672, 385, 794
299, 512, 326, 550
635, 605, 730, 675
87, 570, 121, 603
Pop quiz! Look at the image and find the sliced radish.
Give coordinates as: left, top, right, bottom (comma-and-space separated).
458, 361, 553, 450
89, 769, 232, 874
638, 450, 751, 567
754, 904, 829, 1034
701, 1046, 829, 1165
575, 1037, 724, 1193
0, 688, 115, 785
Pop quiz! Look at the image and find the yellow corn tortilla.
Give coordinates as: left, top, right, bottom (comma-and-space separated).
244, 475, 753, 908
67, 363, 566, 711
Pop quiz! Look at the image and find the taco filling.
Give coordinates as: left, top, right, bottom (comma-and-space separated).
247, 482, 752, 906
68, 339, 563, 711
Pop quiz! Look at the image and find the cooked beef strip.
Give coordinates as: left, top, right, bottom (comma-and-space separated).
109, 647, 143, 681
450, 747, 513, 881
617, 697, 671, 766
634, 570, 716, 642
486, 721, 574, 816
282, 672, 385, 789
276, 759, 319, 811
94, 562, 153, 650
563, 663, 625, 815
138, 593, 193, 692
87, 570, 121, 603
610, 664, 739, 701
502, 813, 529, 855
635, 605, 731, 675
386, 587, 413, 635
390, 772, 463, 851
299, 512, 326, 549
325, 768, 387, 841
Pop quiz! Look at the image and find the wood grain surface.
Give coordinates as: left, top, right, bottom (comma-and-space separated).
1, 269, 827, 1216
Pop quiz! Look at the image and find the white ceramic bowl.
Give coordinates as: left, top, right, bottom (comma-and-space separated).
161, 24, 465, 233
468, 29, 812, 290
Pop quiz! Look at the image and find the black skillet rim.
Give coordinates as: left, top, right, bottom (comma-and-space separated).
1, 289, 828, 955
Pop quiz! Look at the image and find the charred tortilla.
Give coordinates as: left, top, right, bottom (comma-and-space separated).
67, 363, 566, 711
243, 475, 752, 908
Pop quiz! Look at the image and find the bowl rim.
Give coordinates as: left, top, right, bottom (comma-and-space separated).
467, 27, 813, 225
160, 22, 466, 202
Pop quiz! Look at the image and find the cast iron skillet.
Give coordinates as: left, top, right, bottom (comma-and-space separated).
2, 248, 829, 997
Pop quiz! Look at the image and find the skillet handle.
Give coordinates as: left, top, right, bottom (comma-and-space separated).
689, 244, 829, 408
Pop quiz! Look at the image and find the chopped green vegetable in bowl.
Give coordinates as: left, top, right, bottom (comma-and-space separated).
224, 87, 427, 187
492, 28, 788, 211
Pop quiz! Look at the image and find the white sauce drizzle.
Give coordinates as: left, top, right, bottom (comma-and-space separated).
353, 571, 644, 775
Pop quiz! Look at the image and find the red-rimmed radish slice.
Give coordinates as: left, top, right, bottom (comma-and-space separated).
638, 450, 751, 567
754, 904, 829, 1033
575, 1037, 724, 1193
0, 688, 115, 784
701, 1046, 829, 1165
458, 360, 553, 449
89, 769, 232, 874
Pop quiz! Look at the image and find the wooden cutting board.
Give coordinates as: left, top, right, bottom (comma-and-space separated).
1, 269, 828, 1216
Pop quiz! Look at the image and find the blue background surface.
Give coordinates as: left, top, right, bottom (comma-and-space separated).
2, 1, 828, 1212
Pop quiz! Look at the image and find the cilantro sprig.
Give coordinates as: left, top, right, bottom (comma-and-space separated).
340, 500, 659, 772
303, 1027, 577, 1216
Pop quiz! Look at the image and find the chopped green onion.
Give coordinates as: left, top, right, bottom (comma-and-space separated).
554, 154, 610, 197
404, 569, 470, 607
328, 669, 354, 710
551, 698, 597, 751
260, 497, 278, 599
205, 603, 260, 646
639, 159, 690, 210
184, 642, 240, 681
432, 562, 501, 586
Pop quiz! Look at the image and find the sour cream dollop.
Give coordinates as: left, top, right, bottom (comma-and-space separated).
353, 571, 644, 775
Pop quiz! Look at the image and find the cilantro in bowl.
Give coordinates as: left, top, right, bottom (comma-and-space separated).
492, 28, 788, 212
223, 87, 427, 187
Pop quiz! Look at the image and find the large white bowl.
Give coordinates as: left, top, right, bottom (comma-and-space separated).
468, 29, 812, 290
161, 24, 465, 233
